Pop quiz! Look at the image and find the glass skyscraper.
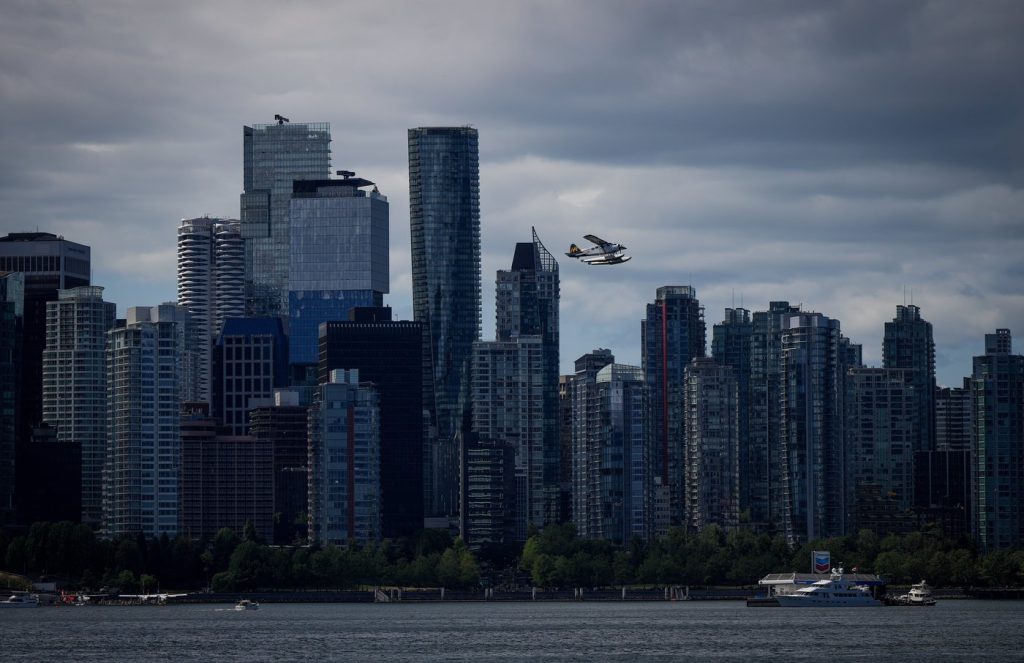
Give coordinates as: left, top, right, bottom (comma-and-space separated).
288, 173, 389, 365
972, 329, 1024, 550
883, 304, 936, 452
408, 126, 481, 516
491, 227, 560, 529
241, 120, 331, 317
641, 285, 705, 526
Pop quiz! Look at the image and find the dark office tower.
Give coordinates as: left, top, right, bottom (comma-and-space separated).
883, 305, 936, 453
972, 329, 1024, 550
493, 228, 560, 526
180, 405, 274, 541
249, 391, 309, 544
683, 358, 740, 532
847, 368, 918, 535
936, 378, 972, 451
320, 311, 424, 539
778, 311, 849, 544
42, 286, 116, 526
212, 318, 289, 435
177, 217, 244, 403
408, 126, 481, 517
748, 301, 801, 530
641, 285, 706, 527
711, 308, 752, 517
460, 434, 517, 550
0, 273, 23, 526
288, 173, 389, 365
0, 233, 90, 453
17, 424, 80, 525
241, 119, 331, 317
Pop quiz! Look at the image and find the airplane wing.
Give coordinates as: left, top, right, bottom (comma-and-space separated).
583, 234, 609, 247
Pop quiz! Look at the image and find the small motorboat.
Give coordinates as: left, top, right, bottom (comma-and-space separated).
234, 599, 260, 611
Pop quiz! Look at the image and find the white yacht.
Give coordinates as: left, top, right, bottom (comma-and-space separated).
234, 599, 259, 611
0, 594, 40, 608
903, 580, 936, 606
775, 568, 881, 607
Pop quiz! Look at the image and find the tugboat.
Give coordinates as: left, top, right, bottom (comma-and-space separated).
775, 568, 881, 607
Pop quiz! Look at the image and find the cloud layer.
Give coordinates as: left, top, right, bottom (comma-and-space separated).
1, 0, 1021, 384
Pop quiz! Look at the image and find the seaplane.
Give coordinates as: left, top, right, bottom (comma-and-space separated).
565, 234, 631, 266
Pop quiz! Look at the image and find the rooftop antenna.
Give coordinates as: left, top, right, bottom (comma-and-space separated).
903, 285, 907, 306
274, 114, 290, 125
732, 288, 735, 308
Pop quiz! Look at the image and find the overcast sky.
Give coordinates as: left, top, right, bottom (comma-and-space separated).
1, 0, 1022, 385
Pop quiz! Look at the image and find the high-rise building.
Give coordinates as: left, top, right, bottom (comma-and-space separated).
408, 126, 481, 517
0, 272, 23, 526
883, 305, 936, 453
288, 173, 389, 365
748, 301, 801, 530
16, 424, 81, 526
179, 405, 274, 541
573, 357, 650, 545
0, 232, 89, 461
460, 434, 518, 550
479, 228, 560, 532
778, 311, 856, 543
971, 329, 1024, 550
642, 285, 705, 527
308, 369, 381, 545
471, 335, 546, 541
212, 318, 289, 436
241, 119, 331, 317
320, 309, 424, 539
105, 304, 199, 538
41, 286, 116, 526
846, 367, 918, 534
711, 307, 752, 519
248, 390, 309, 545
177, 217, 244, 402
936, 378, 972, 452
683, 358, 740, 531
569, 349, 614, 539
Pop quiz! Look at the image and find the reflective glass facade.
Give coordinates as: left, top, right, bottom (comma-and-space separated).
641, 286, 705, 526
683, 358, 740, 531
408, 127, 481, 516
288, 177, 388, 364
883, 304, 936, 452
320, 314, 424, 539
494, 229, 560, 526
711, 308, 752, 519
971, 331, 1024, 550
308, 369, 381, 545
241, 122, 331, 317
777, 312, 857, 544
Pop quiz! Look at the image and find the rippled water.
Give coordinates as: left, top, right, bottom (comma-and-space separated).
2, 600, 1022, 661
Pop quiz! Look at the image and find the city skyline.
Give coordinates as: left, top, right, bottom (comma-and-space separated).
1, 2, 1022, 385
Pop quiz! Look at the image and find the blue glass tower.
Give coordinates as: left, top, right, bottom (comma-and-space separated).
288, 172, 389, 365
408, 126, 481, 516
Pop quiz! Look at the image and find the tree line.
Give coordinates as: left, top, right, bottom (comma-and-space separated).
3, 521, 1024, 591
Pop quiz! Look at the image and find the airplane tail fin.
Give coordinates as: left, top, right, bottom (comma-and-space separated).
568, 244, 580, 254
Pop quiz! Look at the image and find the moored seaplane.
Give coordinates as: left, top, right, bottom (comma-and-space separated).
565, 234, 631, 265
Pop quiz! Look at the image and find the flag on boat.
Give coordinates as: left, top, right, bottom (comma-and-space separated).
813, 550, 830, 574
